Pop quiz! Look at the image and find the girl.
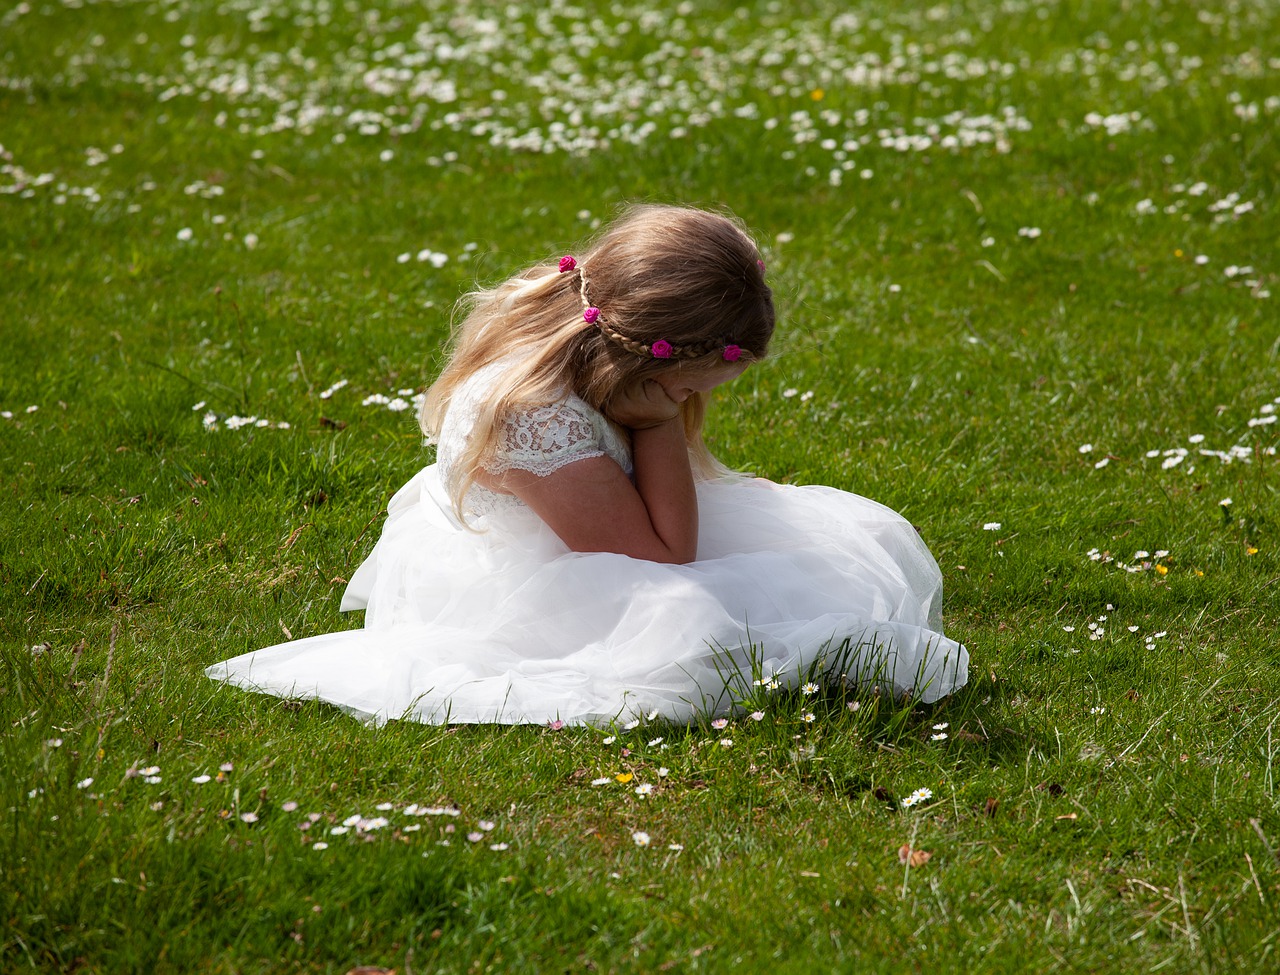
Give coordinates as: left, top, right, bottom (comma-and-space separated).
207, 205, 968, 725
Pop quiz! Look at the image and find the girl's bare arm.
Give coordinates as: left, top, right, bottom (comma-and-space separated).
491, 382, 699, 563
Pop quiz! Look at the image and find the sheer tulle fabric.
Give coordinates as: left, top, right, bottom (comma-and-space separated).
206, 370, 968, 725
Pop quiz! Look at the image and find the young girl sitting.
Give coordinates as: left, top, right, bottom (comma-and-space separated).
207, 205, 969, 725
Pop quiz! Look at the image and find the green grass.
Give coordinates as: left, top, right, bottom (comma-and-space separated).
3, 0, 1279, 971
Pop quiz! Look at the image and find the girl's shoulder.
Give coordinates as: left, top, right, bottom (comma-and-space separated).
445, 357, 629, 478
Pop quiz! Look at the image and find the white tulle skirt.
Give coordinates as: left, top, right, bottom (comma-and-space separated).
206, 467, 969, 725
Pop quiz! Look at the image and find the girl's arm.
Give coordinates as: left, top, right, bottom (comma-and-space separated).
489, 382, 699, 563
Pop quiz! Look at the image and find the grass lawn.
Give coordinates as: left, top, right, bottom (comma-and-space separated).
3, 0, 1279, 971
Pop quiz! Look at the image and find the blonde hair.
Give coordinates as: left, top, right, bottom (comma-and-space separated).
421, 205, 775, 519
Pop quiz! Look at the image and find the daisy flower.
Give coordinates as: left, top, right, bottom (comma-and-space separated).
901, 787, 934, 808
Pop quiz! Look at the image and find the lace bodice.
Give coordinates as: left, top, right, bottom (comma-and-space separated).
436, 360, 632, 518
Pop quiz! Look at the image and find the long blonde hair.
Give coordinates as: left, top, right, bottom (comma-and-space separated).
421, 205, 775, 518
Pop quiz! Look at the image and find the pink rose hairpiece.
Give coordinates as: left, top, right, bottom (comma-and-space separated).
575, 258, 745, 361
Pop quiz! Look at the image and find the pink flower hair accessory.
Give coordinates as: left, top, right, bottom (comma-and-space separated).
558, 255, 577, 273
583, 307, 601, 324
722, 344, 742, 362
651, 339, 673, 359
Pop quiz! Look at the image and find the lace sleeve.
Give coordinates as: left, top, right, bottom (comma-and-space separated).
486, 399, 608, 478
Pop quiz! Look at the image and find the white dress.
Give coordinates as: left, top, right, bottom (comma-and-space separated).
206, 362, 969, 726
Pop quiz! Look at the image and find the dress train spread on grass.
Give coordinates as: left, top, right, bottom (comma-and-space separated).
207, 364, 969, 725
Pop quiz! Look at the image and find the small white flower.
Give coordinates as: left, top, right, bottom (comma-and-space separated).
282, 801, 298, 812
634, 783, 654, 797
467, 832, 483, 843
243, 233, 258, 250
622, 719, 640, 731
1094, 458, 1110, 469
668, 843, 684, 852
329, 826, 349, 835
647, 737, 664, 747
590, 777, 612, 786
657, 767, 670, 778
983, 522, 1001, 531
1090, 706, 1107, 715
719, 738, 733, 748
802, 712, 816, 723
176, 227, 193, 241
932, 723, 949, 731
1194, 254, 1209, 265
931, 732, 948, 741
239, 812, 258, 823
632, 831, 651, 847
801, 682, 819, 696
489, 842, 509, 851
1220, 498, 1233, 507
76, 777, 94, 789
1078, 443, 1093, 453
602, 736, 616, 745
846, 701, 860, 712
901, 787, 933, 807
980, 236, 995, 247
1063, 625, 1075, 632
312, 842, 329, 851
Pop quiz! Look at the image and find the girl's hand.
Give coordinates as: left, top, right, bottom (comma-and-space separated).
604, 379, 681, 430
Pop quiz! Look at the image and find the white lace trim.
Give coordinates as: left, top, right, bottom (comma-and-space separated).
435, 360, 631, 519
485, 401, 610, 477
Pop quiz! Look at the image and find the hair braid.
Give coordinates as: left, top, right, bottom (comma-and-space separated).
576, 263, 752, 362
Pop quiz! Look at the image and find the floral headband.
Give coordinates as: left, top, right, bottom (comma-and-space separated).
558, 255, 756, 362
